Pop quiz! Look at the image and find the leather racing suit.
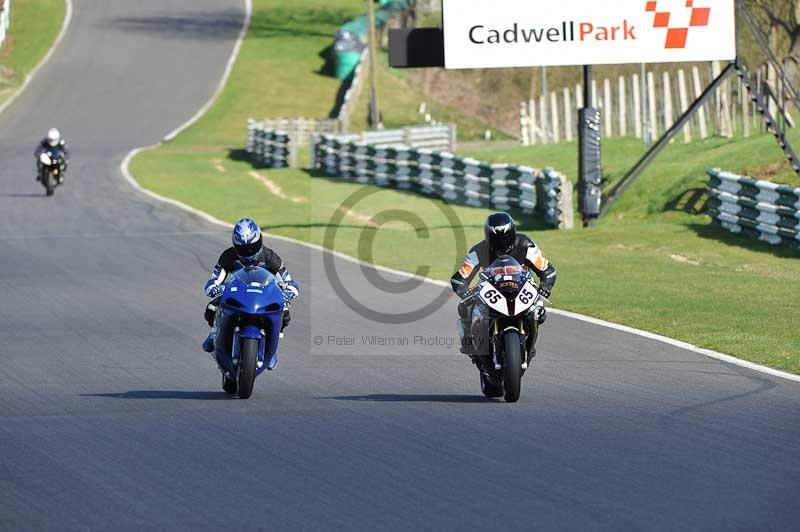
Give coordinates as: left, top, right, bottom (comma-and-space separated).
450, 234, 556, 356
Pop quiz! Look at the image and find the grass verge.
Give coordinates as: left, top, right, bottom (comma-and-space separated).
0, 0, 67, 109
130, 0, 800, 373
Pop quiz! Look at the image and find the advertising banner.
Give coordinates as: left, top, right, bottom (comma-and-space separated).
442, 0, 735, 69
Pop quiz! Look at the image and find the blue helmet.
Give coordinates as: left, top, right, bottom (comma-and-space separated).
232, 218, 262, 264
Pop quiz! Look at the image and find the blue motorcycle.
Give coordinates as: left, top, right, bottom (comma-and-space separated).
213, 266, 285, 399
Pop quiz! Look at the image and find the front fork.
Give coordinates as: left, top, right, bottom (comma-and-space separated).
231, 327, 266, 368
491, 318, 537, 370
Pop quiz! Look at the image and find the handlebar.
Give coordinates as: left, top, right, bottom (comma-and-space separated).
460, 286, 481, 301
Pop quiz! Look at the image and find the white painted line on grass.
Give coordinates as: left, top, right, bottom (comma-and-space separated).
0, 0, 74, 117
118, 0, 799, 385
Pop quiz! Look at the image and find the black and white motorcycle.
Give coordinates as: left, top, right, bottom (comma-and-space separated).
37, 147, 67, 196
469, 255, 545, 402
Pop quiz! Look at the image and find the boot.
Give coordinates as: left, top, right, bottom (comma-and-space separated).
475, 356, 502, 397
202, 332, 215, 353
458, 319, 472, 354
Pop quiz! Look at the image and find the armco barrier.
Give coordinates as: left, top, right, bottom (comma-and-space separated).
706, 168, 800, 249
335, 124, 457, 152
312, 134, 573, 229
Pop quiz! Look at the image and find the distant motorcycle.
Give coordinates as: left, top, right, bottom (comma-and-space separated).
211, 265, 286, 399
470, 256, 544, 402
37, 147, 67, 196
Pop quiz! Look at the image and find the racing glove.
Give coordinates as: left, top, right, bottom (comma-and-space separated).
282, 289, 296, 302
538, 287, 551, 300
282, 282, 299, 303
207, 284, 224, 298
533, 299, 547, 324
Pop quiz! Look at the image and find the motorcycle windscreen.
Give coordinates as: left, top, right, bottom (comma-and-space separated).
228, 265, 276, 287
486, 254, 524, 274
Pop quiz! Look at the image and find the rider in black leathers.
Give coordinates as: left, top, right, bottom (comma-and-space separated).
34, 128, 70, 183
450, 212, 557, 372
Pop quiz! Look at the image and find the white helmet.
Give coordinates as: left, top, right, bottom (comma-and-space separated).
47, 128, 61, 147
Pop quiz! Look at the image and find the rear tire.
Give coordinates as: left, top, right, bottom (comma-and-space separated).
502, 332, 523, 403
237, 337, 258, 399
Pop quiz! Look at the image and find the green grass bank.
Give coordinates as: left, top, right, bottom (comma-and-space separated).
0, 0, 67, 109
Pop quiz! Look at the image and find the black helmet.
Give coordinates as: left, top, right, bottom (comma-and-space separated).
484, 212, 516, 256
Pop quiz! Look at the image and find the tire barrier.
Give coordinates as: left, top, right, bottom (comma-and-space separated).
706, 168, 800, 249
312, 134, 574, 229
246, 123, 293, 168
541, 167, 575, 230
247, 118, 341, 168
333, 49, 368, 131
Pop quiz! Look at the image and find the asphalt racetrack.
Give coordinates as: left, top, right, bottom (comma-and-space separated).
0, 1, 798, 530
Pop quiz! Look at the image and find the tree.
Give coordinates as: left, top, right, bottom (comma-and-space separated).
748, 0, 800, 57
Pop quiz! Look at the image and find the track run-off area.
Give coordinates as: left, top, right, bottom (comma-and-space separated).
0, 1, 798, 530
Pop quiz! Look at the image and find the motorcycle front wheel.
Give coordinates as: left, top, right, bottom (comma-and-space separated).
237, 337, 259, 399
502, 331, 523, 403
44, 173, 55, 196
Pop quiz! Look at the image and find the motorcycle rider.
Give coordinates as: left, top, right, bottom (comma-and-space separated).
450, 212, 557, 374
202, 218, 299, 357
34, 128, 70, 183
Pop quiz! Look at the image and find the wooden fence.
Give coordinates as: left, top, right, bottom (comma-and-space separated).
248, 118, 341, 149
520, 62, 791, 145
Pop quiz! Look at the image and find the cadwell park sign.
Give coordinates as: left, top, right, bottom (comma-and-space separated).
442, 0, 736, 69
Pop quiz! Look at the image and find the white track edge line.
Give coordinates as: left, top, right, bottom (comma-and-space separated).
118, 0, 799, 385
547, 309, 800, 382
0, 0, 74, 117
161, 1, 251, 142
121, 154, 800, 385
